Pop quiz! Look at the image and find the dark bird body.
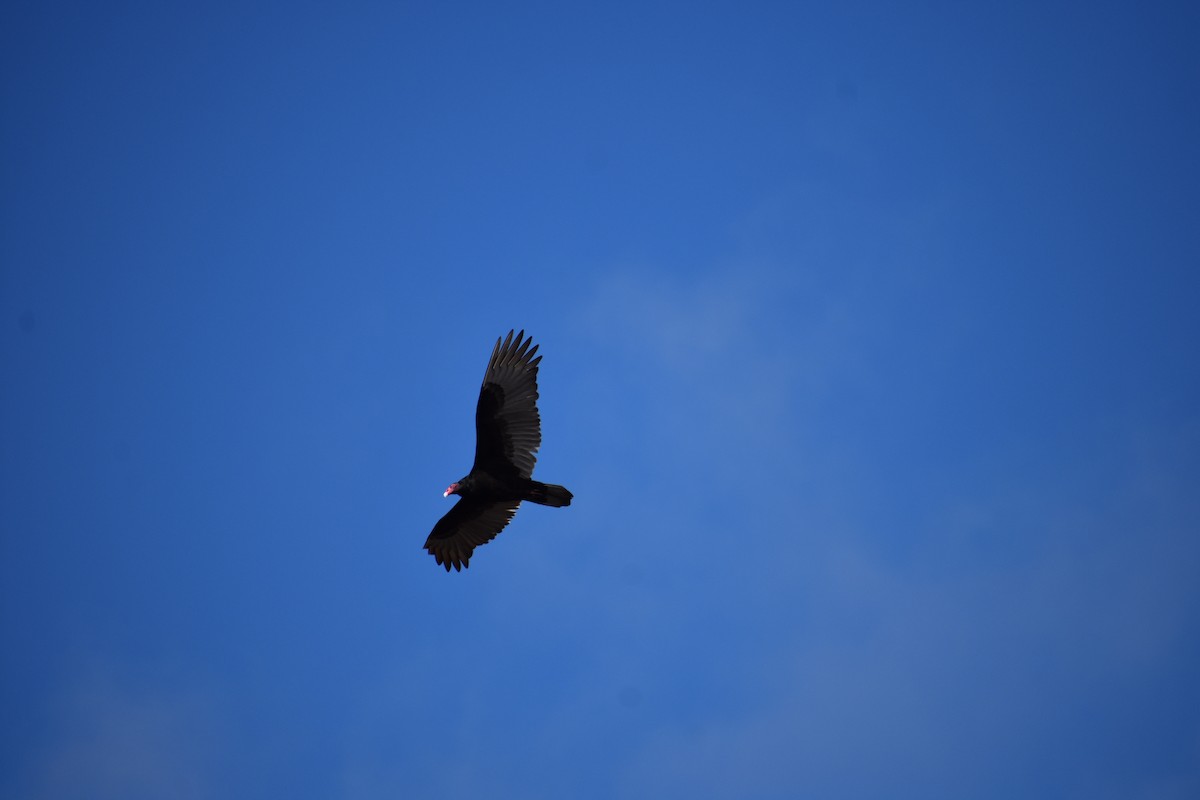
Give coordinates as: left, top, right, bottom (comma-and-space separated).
424, 330, 573, 571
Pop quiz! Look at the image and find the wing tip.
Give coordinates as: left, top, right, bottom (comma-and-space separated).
425, 544, 470, 573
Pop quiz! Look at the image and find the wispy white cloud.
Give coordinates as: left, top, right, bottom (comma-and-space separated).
571, 260, 869, 491
542, 259, 1200, 798
15, 662, 224, 800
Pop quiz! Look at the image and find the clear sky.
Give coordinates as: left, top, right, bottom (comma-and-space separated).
2, 1, 1198, 798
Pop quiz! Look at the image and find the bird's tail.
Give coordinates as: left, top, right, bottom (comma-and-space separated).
526, 481, 573, 507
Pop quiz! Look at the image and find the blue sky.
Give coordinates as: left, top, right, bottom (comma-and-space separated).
2, 1, 1198, 797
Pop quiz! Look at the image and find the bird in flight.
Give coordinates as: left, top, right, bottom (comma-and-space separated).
424, 330, 573, 571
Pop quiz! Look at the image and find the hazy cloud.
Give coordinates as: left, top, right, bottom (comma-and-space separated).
15, 663, 223, 800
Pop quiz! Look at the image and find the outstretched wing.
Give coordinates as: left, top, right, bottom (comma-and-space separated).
423, 498, 522, 571
472, 329, 543, 479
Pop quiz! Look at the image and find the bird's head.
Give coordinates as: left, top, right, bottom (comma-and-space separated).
443, 482, 460, 498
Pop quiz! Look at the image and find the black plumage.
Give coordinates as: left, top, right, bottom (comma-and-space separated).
424, 330, 573, 571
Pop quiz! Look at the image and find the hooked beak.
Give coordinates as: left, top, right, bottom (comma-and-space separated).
443, 482, 458, 498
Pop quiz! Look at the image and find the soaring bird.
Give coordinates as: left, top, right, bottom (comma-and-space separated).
424, 330, 573, 571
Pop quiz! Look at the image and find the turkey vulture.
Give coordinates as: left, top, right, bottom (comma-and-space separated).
424, 330, 573, 571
